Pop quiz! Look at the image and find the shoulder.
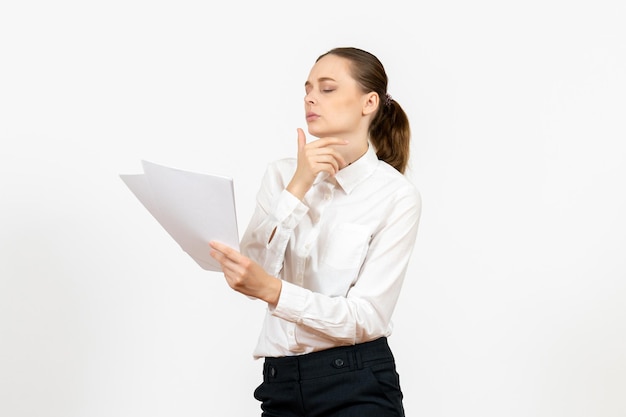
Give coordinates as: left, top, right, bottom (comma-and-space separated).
268, 157, 297, 171
259, 157, 297, 188
378, 160, 420, 195
265, 157, 297, 178
371, 161, 422, 216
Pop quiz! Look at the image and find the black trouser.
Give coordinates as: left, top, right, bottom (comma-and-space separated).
254, 337, 405, 417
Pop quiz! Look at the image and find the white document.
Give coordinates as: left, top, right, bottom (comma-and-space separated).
120, 160, 239, 271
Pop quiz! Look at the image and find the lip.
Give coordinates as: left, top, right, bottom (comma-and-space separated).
306, 112, 320, 122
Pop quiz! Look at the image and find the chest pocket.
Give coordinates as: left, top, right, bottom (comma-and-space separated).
322, 223, 371, 270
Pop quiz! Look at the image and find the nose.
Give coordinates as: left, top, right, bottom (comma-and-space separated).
304, 91, 316, 104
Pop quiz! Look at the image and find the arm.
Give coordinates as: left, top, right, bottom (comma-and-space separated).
271, 187, 422, 344
212, 129, 347, 302
240, 129, 348, 277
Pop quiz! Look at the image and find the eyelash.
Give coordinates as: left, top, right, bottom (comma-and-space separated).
304, 88, 335, 96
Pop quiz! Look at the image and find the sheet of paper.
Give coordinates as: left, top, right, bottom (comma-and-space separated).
120, 161, 239, 271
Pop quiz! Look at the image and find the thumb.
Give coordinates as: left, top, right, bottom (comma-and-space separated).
296, 128, 306, 152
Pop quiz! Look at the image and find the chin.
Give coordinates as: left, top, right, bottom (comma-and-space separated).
306, 127, 322, 138
307, 125, 332, 139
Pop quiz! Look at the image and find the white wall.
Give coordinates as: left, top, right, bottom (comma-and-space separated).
1, 1, 624, 416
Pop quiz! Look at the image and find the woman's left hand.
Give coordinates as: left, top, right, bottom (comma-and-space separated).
209, 241, 282, 306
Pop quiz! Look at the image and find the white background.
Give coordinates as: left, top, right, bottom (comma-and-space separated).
1, 1, 625, 416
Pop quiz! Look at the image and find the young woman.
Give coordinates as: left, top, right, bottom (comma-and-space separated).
210, 47, 421, 417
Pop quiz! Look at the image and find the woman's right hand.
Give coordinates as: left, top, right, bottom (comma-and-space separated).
286, 128, 348, 200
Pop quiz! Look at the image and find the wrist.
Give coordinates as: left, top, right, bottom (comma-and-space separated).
286, 181, 307, 201
264, 276, 282, 307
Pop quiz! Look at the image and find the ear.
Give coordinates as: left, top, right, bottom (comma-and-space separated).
362, 92, 379, 116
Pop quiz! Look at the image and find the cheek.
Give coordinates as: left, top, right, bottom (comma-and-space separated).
331, 98, 361, 117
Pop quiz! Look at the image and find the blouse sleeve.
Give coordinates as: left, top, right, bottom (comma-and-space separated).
270, 184, 422, 344
239, 162, 308, 277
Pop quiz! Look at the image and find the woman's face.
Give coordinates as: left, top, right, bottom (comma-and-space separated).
304, 54, 371, 139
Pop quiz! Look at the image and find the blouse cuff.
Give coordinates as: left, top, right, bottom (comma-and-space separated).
271, 189, 309, 230
270, 280, 307, 323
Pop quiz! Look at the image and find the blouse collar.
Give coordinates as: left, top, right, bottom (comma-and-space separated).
322, 144, 378, 194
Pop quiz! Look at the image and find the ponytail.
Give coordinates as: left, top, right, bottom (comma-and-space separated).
369, 97, 411, 174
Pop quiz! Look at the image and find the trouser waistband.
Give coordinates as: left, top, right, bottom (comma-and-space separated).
262, 337, 394, 383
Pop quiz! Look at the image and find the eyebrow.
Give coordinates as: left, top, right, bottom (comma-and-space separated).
304, 77, 337, 87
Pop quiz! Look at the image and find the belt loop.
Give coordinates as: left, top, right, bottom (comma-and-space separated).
355, 350, 363, 370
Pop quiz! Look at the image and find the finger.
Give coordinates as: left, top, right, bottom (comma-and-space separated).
308, 137, 349, 149
307, 148, 347, 170
335, 153, 348, 169
313, 154, 340, 173
209, 241, 240, 262
210, 250, 240, 276
296, 128, 306, 153
209, 246, 228, 264
209, 240, 226, 253
209, 248, 227, 269
219, 261, 238, 279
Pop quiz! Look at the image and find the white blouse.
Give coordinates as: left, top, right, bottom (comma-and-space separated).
240, 144, 422, 359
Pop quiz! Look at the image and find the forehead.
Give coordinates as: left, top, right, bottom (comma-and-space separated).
307, 54, 354, 83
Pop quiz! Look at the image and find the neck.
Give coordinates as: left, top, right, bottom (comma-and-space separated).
343, 142, 369, 167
